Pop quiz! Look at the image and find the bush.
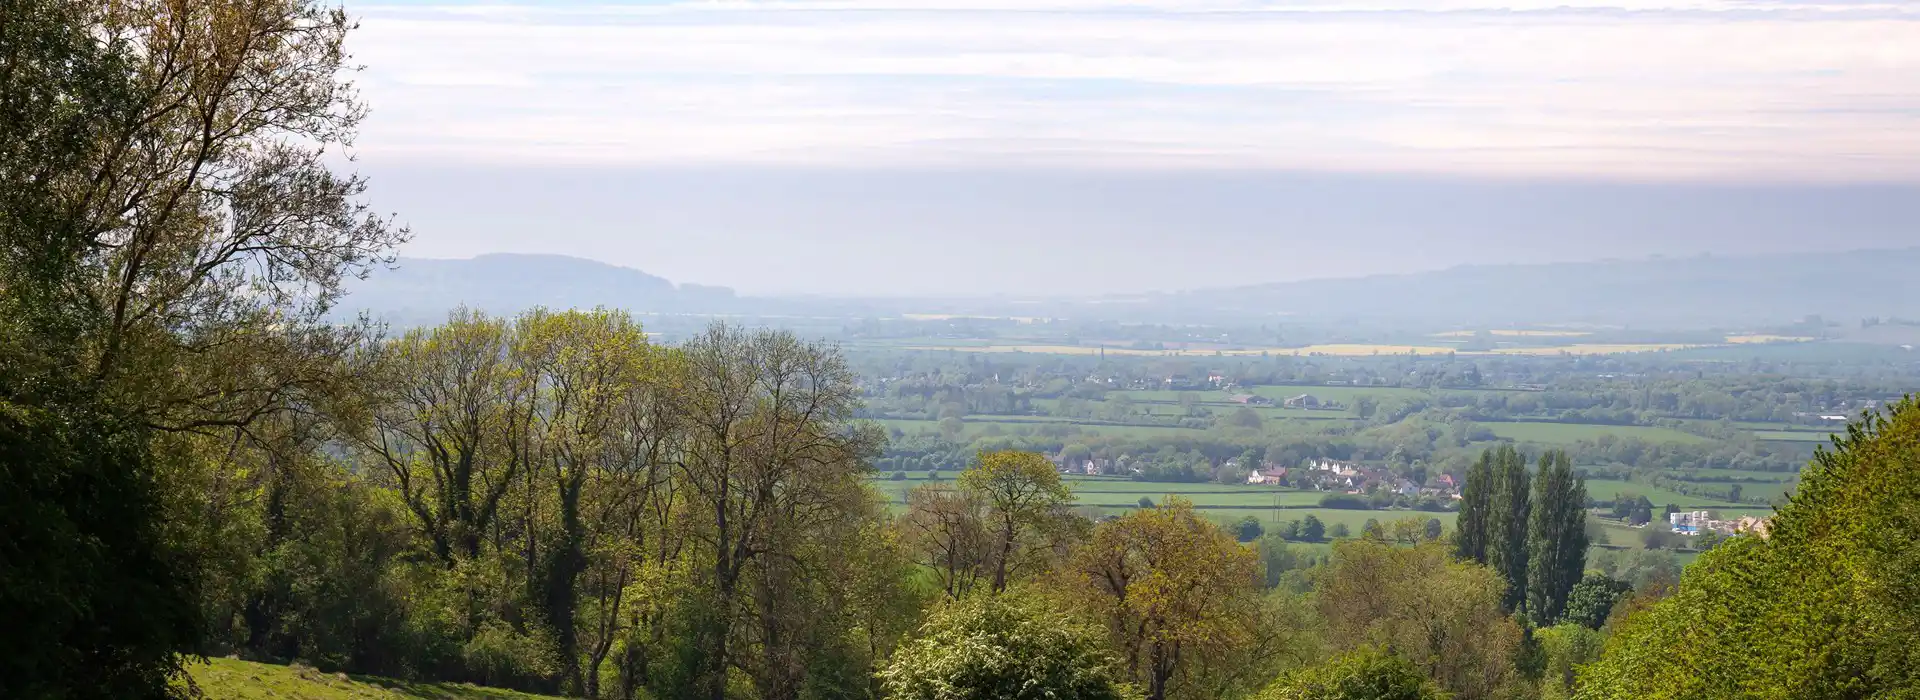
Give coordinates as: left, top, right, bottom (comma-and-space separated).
1255, 647, 1446, 700
1330, 523, 1352, 539
1319, 494, 1373, 510
880, 594, 1140, 700
460, 620, 557, 692
1234, 516, 1266, 543
892, 471, 909, 481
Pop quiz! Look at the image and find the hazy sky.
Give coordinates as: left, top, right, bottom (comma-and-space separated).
348, 0, 1920, 295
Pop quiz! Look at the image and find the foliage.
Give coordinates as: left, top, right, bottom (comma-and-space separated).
1235, 516, 1268, 542
1316, 541, 1525, 698
1534, 625, 1605, 700
1578, 398, 1920, 699
1486, 447, 1533, 613
1065, 498, 1269, 699
1254, 648, 1449, 700
960, 450, 1076, 593
1452, 453, 1495, 563
1526, 451, 1589, 625
1560, 575, 1633, 631
878, 593, 1142, 700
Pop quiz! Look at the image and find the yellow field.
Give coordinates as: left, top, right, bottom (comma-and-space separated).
1725, 334, 1813, 344
1487, 343, 1709, 355
1432, 329, 1594, 338
1284, 344, 1461, 356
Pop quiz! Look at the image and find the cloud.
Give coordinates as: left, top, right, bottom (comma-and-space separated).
349, 0, 1920, 180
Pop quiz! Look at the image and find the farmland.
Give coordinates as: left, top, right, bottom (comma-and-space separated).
869, 473, 1453, 530
1482, 421, 1710, 444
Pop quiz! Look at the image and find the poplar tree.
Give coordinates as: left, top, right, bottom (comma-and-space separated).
1486, 446, 1532, 613
1526, 450, 1589, 626
1452, 450, 1496, 564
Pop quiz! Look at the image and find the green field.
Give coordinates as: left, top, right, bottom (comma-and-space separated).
1246, 384, 1434, 403
1753, 430, 1842, 443
1583, 479, 1742, 508
876, 417, 1200, 439
186, 657, 559, 699
871, 474, 1451, 533
1484, 421, 1709, 444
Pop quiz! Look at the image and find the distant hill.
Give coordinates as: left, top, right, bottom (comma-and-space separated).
1159, 247, 1920, 327
340, 253, 737, 322
337, 248, 1920, 329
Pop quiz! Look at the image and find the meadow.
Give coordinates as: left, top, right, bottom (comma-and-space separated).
1482, 421, 1710, 444
186, 657, 560, 699
1582, 478, 1744, 509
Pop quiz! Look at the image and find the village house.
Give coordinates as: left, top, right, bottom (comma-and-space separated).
1247, 467, 1287, 486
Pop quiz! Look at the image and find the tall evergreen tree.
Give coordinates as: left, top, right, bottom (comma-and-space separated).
1486, 446, 1532, 613
1526, 451, 1589, 625
1452, 450, 1496, 564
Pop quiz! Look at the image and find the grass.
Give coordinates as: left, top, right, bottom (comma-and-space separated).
186, 657, 561, 699
1754, 430, 1841, 443
1583, 479, 1742, 508
875, 417, 1201, 439
1482, 421, 1709, 444
870, 475, 1451, 532
1243, 384, 1432, 403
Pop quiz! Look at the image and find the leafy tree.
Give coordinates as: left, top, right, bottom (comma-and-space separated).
1536, 624, 1605, 699
1561, 574, 1633, 630
1316, 540, 1524, 698
1424, 518, 1444, 542
879, 593, 1141, 700
1067, 498, 1267, 700
1330, 523, 1352, 539
1303, 516, 1326, 542
959, 450, 1076, 593
1452, 451, 1495, 562
0, 0, 401, 695
902, 484, 993, 599
1526, 450, 1588, 625
1253, 648, 1447, 700
1487, 446, 1532, 612
669, 324, 883, 699
1140, 496, 1157, 509
1579, 399, 1920, 698
1227, 407, 1264, 430
1234, 516, 1267, 543
1362, 518, 1386, 540
1280, 519, 1304, 541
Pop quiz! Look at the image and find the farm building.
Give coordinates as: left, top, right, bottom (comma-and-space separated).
1229, 394, 1275, 406
1283, 393, 1321, 408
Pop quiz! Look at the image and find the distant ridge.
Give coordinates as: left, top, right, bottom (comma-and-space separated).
341, 253, 736, 322
337, 248, 1920, 328
1160, 247, 1920, 326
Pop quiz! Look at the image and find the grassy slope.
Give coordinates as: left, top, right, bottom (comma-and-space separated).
187, 658, 562, 700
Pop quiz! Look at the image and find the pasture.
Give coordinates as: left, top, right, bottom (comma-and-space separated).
1583, 479, 1743, 509
1483, 421, 1709, 444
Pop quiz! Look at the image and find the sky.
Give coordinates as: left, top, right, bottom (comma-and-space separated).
347, 0, 1920, 296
